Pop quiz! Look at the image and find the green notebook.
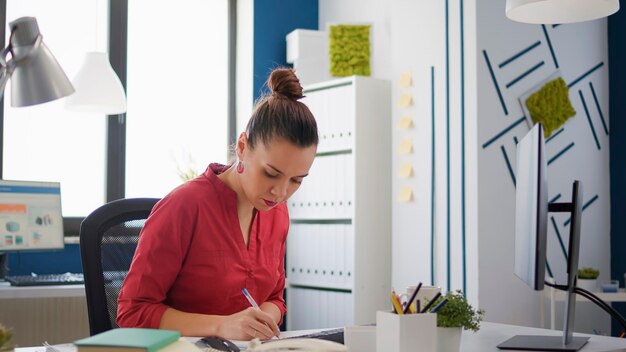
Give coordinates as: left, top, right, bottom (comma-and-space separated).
74, 328, 181, 352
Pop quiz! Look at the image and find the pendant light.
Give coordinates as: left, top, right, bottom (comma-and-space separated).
506, 0, 620, 24
65, 0, 126, 114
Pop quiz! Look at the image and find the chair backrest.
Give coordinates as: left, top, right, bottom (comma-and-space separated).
79, 198, 159, 335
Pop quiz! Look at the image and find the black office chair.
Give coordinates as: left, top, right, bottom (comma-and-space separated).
79, 198, 159, 335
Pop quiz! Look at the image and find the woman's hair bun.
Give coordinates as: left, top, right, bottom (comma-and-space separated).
267, 68, 304, 100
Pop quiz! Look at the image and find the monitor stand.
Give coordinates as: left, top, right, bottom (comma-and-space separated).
499, 181, 588, 351
497, 335, 588, 352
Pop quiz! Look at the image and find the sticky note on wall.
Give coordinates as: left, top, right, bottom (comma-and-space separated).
399, 139, 413, 154
398, 116, 414, 129
397, 93, 413, 108
399, 163, 414, 178
399, 186, 414, 202
399, 72, 412, 87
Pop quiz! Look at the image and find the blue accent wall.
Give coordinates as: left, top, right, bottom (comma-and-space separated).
608, 11, 626, 337
253, 0, 318, 100
5, 244, 82, 276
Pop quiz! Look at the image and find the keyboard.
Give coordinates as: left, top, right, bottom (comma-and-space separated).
289, 327, 344, 344
5, 272, 84, 286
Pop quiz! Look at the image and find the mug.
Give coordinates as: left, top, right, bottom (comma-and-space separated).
399, 285, 441, 312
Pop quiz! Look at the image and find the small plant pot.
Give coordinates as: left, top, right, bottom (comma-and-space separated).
437, 327, 462, 352
577, 278, 597, 292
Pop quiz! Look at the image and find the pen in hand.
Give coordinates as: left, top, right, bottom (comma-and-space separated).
242, 288, 280, 339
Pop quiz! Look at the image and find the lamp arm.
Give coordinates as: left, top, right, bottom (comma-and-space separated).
0, 45, 15, 100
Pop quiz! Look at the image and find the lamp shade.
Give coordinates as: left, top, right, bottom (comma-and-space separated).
7, 17, 75, 107
506, 0, 620, 24
65, 52, 127, 114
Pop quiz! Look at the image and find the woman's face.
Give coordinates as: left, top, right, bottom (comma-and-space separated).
238, 135, 316, 211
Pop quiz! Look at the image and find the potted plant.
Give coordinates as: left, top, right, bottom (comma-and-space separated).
577, 267, 600, 291
0, 324, 13, 351
426, 290, 484, 352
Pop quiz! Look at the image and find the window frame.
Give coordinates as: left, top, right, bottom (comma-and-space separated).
0, 0, 237, 236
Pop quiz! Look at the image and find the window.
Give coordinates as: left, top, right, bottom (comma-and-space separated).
125, 0, 229, 198
1, 0, 233, 233
3, 0, 108, 218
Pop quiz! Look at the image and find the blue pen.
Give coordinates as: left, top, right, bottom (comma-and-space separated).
242, 288, 260, 309
430, 298, 449, 313
242, 288, 280, 339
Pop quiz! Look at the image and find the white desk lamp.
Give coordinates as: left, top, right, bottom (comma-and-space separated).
506, 0, 620, 24
0, 17, 74, 106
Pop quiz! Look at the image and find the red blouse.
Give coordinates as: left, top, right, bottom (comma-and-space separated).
117, 164, 289, 329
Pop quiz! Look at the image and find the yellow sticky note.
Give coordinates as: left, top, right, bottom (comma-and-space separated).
399, 139, 413, 154
398, 116, 414, 129
399, 72, 412, 88
399, 186, 414, 202
397, 93, 413, 108
399, 163, 414, 178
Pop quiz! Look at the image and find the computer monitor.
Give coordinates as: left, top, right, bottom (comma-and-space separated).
0, 179, 65, 279
498, 123, 588, 351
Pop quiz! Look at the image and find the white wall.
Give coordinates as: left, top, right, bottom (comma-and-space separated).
319, 0, 611, 333
476, 0, 610, 332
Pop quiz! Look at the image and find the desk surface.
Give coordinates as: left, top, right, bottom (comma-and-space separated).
0, 281, 85, 299
14, 322, 626, 352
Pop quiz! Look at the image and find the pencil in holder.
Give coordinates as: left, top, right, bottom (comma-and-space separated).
376, 310, 437, 352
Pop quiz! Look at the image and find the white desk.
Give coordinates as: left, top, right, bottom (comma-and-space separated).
0, 282, 89, 347
14, 322, 626, 351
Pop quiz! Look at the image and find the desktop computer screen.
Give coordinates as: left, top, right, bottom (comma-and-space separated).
514, 122, 548, 291
0, 179, 64, 252
499, 123, 588, 351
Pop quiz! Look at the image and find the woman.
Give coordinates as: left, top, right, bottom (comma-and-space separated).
117, 68, 318, 340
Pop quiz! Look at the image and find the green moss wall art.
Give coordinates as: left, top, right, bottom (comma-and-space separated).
524, 77, 576, 137
329, 25, 371, 77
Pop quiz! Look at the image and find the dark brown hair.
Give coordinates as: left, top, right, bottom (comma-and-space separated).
246, 68, 319, 149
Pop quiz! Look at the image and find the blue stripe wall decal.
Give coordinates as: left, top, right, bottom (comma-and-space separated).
431, 66, 436, 286
550, 216, 568, 260
499, 41, 541, 68
549, 193, 561, 204
548, 142, 575, 165
564, 195, 599, 227
552, 24, 562, 28
546, 260, 554, 278
446, 0, 451, 292
460, 0, 467, 295
568, 62, 604, 88
505, 61, 545, 88
546, 128, 564, 143
541, 25, 559, 69
589, 82, 609, 135
482, 116, 525, 149
501, 145, 516, 186
514, 136, 518, 145
579, 90, 601, 150
482, 50, 509, 115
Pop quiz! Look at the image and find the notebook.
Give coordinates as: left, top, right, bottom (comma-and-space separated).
73, 328, 196, 352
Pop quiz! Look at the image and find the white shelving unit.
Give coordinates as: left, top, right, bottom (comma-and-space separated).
286, 76, 391, 330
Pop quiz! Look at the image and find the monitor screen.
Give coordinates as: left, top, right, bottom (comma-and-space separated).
0, 180, 64, 252
514, 123, 548, 290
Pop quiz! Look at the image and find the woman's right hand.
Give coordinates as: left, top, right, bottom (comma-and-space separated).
218, 307, 280, 340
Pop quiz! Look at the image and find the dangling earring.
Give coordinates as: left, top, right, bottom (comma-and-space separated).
236, 161, 244, 174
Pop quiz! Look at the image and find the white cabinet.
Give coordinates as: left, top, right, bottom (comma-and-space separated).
286, 76, 391, 330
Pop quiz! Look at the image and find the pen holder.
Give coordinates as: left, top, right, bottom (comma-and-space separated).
376, 311, 437, 352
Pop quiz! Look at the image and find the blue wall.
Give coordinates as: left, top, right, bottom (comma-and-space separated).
253, 0, 318, 99
608, 11, 626, 337
5, 244, 82, 276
